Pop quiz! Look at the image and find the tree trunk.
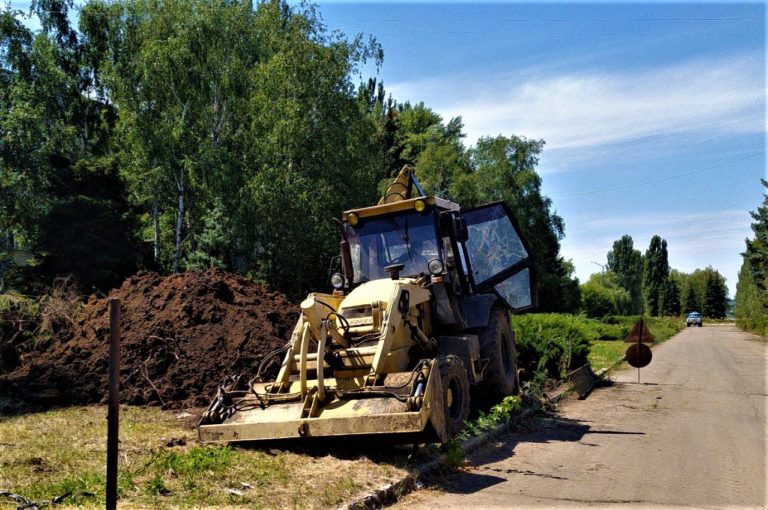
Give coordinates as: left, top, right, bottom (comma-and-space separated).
174, 176, 185, 272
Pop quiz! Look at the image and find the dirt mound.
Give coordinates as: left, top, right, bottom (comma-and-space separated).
0, 269, 298, 410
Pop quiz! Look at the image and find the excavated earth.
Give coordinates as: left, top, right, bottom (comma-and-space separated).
0, 269, 299, 412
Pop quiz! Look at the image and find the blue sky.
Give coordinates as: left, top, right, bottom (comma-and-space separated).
9, 1, 766, 296
317, 1, 766, 295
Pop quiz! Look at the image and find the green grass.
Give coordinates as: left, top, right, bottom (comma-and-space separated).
0, 406, 412, 509
588, 340, 629, 371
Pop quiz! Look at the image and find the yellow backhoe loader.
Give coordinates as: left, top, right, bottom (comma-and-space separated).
198, 166, 536, 444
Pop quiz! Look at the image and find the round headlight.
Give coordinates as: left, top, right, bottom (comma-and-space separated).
330, 273, 345, 289
414, 199, 426, 212
347, 212, 359, 226
427, 258, 444, 275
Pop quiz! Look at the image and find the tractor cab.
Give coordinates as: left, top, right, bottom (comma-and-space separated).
336, 172, 536, 329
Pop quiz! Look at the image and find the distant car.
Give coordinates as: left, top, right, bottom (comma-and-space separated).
686, 312, 703, 327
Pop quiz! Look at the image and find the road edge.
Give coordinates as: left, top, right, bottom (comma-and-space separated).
342, 408, 533, 510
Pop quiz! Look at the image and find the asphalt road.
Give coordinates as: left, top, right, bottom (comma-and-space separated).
392, 324, 767, 509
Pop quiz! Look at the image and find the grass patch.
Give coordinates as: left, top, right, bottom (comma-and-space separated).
588, 340, 628, 371
0, 406, 412, 509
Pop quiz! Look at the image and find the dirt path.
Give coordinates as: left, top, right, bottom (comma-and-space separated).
393, 325, 767, 509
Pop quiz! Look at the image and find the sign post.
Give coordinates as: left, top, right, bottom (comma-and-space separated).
624, 317, 654, 382
106, 298, 121, 510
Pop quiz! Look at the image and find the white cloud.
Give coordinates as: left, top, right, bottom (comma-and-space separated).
561, 210, 753, 296
389, 54, 765, 156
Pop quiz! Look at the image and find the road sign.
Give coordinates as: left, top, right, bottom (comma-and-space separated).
624, 318, 655, 344
626, 342, 652, 368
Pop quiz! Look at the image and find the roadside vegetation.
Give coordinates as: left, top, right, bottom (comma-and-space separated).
513, 314, 685, 381
735, 180, 768, 337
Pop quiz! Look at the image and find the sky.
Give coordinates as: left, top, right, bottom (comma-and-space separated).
315, 1, 766, 296
9, 1, 766, 296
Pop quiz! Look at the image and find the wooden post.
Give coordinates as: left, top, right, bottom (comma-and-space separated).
106, 298, 121, 510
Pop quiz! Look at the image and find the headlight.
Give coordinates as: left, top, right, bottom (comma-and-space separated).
414, 199, 426, 212
347, 212, 359, 226
330, 273, 345, 289
427, 258, 444, 275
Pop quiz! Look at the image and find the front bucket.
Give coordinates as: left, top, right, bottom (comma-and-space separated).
198, 362, 447, 444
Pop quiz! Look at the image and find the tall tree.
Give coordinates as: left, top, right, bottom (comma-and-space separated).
702, 270, 728, 319
643, 235, 669, 316
744, 179, 768, 297
735, 257, 768, 334
0, 1, 140, 290
681, 278, 700, 313
580, 271, 631, 318
735, 180, 768, 334
660, 278, 681, 316
607, 234, 644, 314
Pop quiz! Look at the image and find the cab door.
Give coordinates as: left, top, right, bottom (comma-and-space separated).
460, 202, 536, 313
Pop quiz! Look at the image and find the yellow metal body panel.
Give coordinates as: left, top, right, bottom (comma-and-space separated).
342, 196, 458, 223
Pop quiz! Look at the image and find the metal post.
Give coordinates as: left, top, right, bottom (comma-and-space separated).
106, 298, 121, 510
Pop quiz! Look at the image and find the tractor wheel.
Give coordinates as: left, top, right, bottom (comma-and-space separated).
438, 355, 470, 438
477, 307, 518, 402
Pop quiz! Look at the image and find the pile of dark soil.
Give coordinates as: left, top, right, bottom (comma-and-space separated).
0, 269, 298, 411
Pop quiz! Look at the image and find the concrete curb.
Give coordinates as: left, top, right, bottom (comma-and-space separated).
343, 408, 534, 510
595, 355, 627, 378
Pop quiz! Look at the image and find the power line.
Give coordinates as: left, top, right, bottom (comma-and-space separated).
330, 17, 762, 23
551, 151, 766, 198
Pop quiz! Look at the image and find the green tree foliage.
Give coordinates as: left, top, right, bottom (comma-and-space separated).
678, 270, 700, 314
735, 180, 768, 334
735, 257, 768, 334
606, 234, 643, 314
0, 1, 140, 290
660, 278, 681, 316
90, 0, 384, 296
580, 271, 631, 318
744, 179, 768, 295
674, 267, 728, 318
35, 157, 142, 290
643, 235, 669, 316
702, 270, 728, 319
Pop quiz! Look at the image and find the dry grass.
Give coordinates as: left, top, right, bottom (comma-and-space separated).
0, 406, 416, 509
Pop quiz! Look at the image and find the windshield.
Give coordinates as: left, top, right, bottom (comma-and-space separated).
346, 211, 440, 283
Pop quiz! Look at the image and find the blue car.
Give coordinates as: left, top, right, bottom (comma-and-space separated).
686, 312, 702, 327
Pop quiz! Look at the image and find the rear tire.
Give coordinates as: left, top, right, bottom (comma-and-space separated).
477, 307, 517, 402
437, 356, 470, 438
